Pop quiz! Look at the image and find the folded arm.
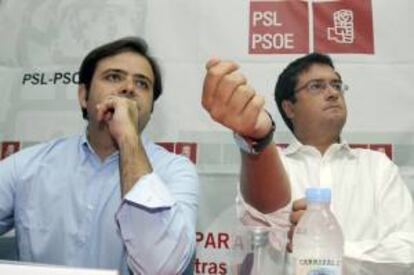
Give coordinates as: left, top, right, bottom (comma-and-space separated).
106, 97, 198, 273
116, 167, 198, 274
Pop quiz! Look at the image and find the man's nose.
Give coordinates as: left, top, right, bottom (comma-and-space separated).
324, 83, 340, 100
119, 79, 135, 97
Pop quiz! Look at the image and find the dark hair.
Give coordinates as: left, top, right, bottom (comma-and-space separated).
274, 52, 335, 132
78, 36, 163, 119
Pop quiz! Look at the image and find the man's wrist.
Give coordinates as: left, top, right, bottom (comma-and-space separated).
234, 112, 276, 155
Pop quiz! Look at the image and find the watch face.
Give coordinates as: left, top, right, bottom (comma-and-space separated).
234, 132, 256, 155
233, 121, 275, 155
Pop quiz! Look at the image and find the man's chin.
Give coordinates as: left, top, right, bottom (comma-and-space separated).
327, 117, 346, 131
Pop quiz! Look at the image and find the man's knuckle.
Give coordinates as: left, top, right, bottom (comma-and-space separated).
210, 109, 223, 122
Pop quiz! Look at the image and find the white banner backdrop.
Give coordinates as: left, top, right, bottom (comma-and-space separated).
0, 0, 414, 274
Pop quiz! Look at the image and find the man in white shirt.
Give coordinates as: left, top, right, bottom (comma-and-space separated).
201, 53, 414, 263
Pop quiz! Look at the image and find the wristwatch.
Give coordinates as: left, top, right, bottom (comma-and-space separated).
233, 112, 276, 155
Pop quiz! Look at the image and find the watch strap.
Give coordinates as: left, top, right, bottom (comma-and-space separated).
233, 112, 276, 155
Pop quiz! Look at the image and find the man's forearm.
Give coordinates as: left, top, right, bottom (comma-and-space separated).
117, 200, 196, 274
240, 143, 291, 214
118, 133, 152, 195
116, 167, 198, 274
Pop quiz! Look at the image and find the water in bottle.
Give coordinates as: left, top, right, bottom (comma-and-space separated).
292, 187, 344, 275
230, 226, 287, 275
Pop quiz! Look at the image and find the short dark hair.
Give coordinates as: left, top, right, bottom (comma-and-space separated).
78, 36, 163, 119
274, 52, 335, 132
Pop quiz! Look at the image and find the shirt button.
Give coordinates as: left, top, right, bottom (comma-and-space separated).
77, 237, 86, 247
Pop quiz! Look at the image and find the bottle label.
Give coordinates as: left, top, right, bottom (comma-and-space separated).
295, 258, 342, 275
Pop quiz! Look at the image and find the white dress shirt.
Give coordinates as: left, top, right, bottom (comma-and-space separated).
237, 138, 414, 263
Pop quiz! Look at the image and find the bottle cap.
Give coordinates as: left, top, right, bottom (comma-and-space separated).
249, 227, 269, 247
305, 187, 331, 203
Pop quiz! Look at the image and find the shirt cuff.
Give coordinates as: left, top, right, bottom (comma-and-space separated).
236, 183, 291, 227
124, 172, 176, 209
236, 185, 291, 251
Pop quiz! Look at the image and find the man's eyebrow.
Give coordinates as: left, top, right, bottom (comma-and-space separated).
101, 68, 127, 76
310, 75, 342, 82
101, 68, 153, 85
134, 73, 153, 85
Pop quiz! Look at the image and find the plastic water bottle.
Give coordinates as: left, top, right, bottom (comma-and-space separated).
249, 227, 269, 275
230, 226, 286, 275
292, 187, 344, 275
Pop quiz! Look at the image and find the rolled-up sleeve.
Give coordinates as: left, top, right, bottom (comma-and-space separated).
116, 157, 199, 275
236, 184, 291, 251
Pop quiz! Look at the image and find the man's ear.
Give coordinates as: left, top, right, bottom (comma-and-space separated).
78, 84, 87, 109
282, 100, 295, 119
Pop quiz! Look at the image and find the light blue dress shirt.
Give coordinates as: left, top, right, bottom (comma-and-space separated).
0, 134, 199, 274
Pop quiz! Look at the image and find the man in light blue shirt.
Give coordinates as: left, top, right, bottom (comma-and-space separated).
0, 37, 199, 274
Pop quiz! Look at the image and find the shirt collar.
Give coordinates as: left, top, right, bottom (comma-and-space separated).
79, 130, 119, 164
80, 131, 91, 156
140, 133, 150, 148
79, 130, 151, 160
283, 135, 357, 158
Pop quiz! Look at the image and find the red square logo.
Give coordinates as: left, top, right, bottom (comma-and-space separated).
349, 143, 369, 149
1, 141, 20, 159
313, 0, 374, 53
175, 143, 197, 164
156, 142, 175, 153
369, 144, 392, 160
249, 1, 309, 54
